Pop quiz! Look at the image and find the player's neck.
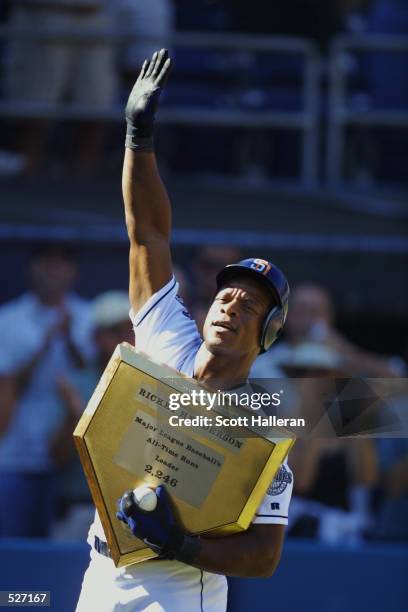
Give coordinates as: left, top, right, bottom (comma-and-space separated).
193, 344, 252, 388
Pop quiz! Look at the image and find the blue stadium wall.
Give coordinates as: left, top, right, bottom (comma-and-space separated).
0, 539, 407, 612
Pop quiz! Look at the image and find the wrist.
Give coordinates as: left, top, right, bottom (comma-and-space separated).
163, 530, 202, 565
145, 530, 201, 565
174, 534, 202, 565
125, 123, 154, 152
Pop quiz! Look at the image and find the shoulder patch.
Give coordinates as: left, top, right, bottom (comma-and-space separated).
267, 464, 293, 496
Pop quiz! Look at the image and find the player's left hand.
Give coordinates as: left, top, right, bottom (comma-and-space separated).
116, 485, 185, 558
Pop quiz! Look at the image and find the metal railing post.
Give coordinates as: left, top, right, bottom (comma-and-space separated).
327, 39, 348, 185
327, 34, 408, 186
302, 46, 320, 185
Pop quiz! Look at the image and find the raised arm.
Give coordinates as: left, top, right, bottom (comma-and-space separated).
122, 49, 173, 314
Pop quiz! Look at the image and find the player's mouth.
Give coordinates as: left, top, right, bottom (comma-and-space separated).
212, 320, 237, 333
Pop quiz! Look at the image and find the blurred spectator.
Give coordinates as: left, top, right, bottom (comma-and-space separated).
252, 283, 398, 377
190, 245, 241, 332
192, 246, 242, 304
0, 243, 92, 537
372, 381, 408, 541
373, 438, 408, 541
114, 0, 174, 89
289, 436, 378, 543
277, 351, 378, 544
276, 341, 347, 377
50, 290, 133, 540
4, 0, 117, 175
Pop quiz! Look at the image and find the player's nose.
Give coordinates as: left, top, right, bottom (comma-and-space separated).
220, 300, 238, 317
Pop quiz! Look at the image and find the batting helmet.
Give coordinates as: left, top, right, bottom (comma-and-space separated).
215, 258, 289, 353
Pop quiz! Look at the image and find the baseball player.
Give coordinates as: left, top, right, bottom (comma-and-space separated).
75, 49, 293, 612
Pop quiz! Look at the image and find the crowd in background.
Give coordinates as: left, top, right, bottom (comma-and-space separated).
0, 0, 407, 180
0, 243, 406, 545
0, 0, 406, 554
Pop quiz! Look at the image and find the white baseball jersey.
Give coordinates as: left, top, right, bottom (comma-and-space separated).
76, 276, 293, 612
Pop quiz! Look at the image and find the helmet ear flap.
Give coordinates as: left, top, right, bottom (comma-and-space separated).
260, 306, 284, 354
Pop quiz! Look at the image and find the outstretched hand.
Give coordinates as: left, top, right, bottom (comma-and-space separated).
125, 48, 173, 141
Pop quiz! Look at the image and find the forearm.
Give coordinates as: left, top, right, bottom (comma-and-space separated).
122, 149, 171, 240
190, 527, 283, 578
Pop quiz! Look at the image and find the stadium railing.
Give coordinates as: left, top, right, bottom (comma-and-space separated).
0, 26, 319, 184
327, 34, 408, 185
1, 26, 408, 189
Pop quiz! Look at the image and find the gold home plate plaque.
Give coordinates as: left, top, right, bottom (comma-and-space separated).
74, 343, 295, 567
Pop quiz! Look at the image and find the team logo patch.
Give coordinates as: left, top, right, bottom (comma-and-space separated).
250, 259, 272, 275
267, 464, 292, 496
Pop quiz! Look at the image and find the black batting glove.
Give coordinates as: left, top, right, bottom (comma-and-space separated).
125, 48, 173, 151
116, 485, 202, 564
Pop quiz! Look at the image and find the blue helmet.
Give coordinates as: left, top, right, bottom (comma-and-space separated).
215, 258, 290, 353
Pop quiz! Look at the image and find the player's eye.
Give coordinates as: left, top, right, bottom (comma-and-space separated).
243, 302, 256, 314
216, 293, 229, 303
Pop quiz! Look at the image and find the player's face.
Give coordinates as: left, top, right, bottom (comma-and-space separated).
203, 277, 272, 358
